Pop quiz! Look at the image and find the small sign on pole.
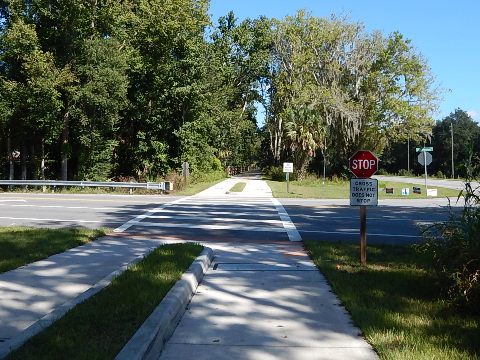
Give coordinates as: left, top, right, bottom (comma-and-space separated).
283, 162, 293, 193
417, 151, 432, 192
349, 150, 379, 266
283, 162, 293, 173
350, 178, 378, 206
416, 147, 433, 152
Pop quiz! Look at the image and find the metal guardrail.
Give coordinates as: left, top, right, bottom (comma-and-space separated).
0, 180, 173, 191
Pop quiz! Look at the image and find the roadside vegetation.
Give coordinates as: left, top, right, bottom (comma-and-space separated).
304, 240, 480, 359
0, 169, 227, 196
7, 243, 203, 360
266, 176, 459, 199
172, 170, 227, 196
419, 181, 480, 313
0, 227, 106, 274
1, 2, 445, 187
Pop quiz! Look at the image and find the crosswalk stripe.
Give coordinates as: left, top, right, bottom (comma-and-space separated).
129, 221, 286, 232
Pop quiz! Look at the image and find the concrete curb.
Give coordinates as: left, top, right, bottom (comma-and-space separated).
115, 246, 214, 360
0, 244, 159, 359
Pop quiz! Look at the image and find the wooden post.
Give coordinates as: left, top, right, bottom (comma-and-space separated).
360, 205, 367, 266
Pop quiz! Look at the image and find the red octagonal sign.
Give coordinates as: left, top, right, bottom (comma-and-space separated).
349, 150, 379, 178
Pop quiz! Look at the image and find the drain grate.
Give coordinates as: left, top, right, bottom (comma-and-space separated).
213, 262, 316, 271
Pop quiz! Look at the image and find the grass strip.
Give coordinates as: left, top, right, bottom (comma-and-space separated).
0, 227, 107, 274
267, 179, 459, 199
229, 182, 246, 192
304, 240, 480, 360
7, 242, 203, 360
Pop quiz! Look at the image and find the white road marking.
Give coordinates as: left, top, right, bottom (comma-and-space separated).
271, 198, 302, 242
152, 209, 277, 217
0, 199, 27, 203
113, 198, 187, 233
9, 204, 131, 211
125, 220, 286, 233
299, 229, 421, 238
293, 214, 440, 222
415, 221, 436, 226
170, 204, 277, 211
0, 216, 121, 224
146, 214, 283, 225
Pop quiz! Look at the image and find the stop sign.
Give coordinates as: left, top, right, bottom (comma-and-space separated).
349, 150, 379, 178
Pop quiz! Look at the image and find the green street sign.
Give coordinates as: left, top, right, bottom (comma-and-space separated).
416, 147, 433, 152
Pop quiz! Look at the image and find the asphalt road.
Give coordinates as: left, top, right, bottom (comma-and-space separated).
0, 192, 459, 245
374, 175, 480, 191
0, 193, 182, 229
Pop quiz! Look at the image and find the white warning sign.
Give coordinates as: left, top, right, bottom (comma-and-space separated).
350, 178, 378, 206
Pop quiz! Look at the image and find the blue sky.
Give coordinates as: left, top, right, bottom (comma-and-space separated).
209, 0, 480, 122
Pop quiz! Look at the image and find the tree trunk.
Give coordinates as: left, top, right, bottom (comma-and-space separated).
41, 139, 46, 192
30, 142, 35, 179
61, 110, 70, 180
41, 140, 46, 180
7, 133, 14, 181
21, 140, 27, 180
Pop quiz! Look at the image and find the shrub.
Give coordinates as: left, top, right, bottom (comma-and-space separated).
164, 171, 186, 191
264, 166, 285, 181
376, 168, 389, 175
419, 181, 480, 313
190, 169, 226, 184
397, 169, 414, 177
435, 170, 447, 179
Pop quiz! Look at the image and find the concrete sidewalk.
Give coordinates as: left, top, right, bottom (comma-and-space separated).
159, 242, 377, 360
0, 236, 167, 355
157, 176, 377, 359
195, 171, 272, 198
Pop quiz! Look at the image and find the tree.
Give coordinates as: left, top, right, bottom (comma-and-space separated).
0, 9, 72, 180
72, 37, 129, 180
176, 12, 271, 172
431, 109, 480, 178
265, 11, 438, 177
115, 0, 210, 180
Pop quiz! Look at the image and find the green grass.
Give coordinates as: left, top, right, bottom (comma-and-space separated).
174, 177, 226, 195
0, 227, 107, 274
304, 240, 480, 360
7, 242, 203, 360
173, 170, 227, 196
229, 182, 246, 192
266, 179, 460, 199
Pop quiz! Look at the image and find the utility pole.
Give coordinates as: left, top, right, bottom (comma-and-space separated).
451, 122, 455, 179
323, 137, 327, 184
407, 135, 410, 173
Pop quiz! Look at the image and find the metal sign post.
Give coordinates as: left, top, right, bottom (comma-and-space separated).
286, 172, 290, 193
423, 151, 428, 192
417, 148, 432, 193
283, 162, 293, 193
